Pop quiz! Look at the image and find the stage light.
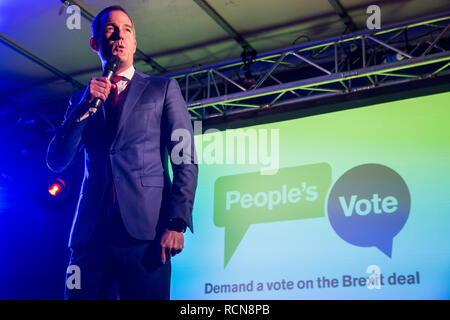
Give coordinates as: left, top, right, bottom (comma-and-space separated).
48, 179, 65, 197
382, 53, 405, 64
241, 48, 257, 88
48, 184, 60, 196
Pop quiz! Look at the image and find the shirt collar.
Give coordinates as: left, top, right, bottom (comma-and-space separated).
117, 65, 135, 81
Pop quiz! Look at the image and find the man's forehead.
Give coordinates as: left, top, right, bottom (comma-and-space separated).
102, 10, 133, 26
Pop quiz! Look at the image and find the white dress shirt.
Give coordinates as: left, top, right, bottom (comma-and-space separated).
115, 65, 135, 94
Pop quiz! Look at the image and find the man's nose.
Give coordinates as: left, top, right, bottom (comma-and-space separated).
118, 28, 126, 39
112, 28, 125, 40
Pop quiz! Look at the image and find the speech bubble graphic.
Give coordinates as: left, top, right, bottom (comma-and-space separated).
214, 163, 332, 267
327, 164, 410, 257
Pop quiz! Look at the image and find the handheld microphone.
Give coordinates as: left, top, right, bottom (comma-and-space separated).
92, 54, 121, 109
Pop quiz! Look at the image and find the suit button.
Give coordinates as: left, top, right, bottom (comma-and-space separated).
110, 149, 116, 155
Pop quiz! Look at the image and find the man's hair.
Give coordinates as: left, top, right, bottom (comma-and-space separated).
91, 5, 134, 40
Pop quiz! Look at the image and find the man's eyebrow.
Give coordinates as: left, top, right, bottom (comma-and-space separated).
104, 23, 115, 28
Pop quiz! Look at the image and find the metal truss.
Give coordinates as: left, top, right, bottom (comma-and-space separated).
170, 12, 450, 120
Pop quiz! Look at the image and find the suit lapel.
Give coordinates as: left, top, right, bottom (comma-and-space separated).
113, 70, 149, 142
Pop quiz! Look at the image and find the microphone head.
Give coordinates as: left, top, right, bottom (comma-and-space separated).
104, 55, 120, 73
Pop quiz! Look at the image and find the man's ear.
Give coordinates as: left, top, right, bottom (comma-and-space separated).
90, 37, 98, 52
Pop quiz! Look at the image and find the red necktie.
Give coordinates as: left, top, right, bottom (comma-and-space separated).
105, 75, 125, 210
106, 75, 126, 130
109, 75, 125, 108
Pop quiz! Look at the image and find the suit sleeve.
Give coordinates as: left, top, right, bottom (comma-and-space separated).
46, 94, 89, 172
163, 78, 198, 233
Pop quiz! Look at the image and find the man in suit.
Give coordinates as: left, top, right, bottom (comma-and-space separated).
47, 5, 197, 299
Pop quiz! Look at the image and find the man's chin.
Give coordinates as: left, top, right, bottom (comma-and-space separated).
113, 52, 128, 63
102, 52, 127, 66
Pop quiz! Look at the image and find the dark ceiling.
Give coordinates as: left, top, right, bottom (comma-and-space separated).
1, 0, 449, 111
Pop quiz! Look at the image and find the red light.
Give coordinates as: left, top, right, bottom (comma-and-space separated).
48, 184, 61, 196
48, 179, 66, 196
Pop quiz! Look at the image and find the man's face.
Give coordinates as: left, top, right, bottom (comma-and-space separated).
92, 10, 137, 68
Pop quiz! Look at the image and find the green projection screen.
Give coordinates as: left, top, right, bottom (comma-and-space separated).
172, 90, 450, 299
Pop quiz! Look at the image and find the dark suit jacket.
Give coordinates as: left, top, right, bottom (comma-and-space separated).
47, 70, 198, 247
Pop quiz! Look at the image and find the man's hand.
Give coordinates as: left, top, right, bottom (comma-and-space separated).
160, 229, 184, 264
86, 77, 112, 104
75, 77, 114, 122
